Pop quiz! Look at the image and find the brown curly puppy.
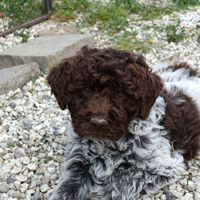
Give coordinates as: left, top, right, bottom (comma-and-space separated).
47, 46, 162, 141
47, 46, 200, 200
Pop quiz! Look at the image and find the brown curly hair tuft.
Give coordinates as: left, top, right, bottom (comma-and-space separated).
47, 46, 163, 141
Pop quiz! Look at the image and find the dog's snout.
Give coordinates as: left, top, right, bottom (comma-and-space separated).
90, 118, 108, 129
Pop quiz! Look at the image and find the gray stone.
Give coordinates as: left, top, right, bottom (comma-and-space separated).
7, 177, 14, 184
7, 189, 15, 196
0, 62, 40, 95
40, 184, 49, 192
11, 191, 25, 199
15, 175, 27, 182
6, 138, 14, 146
9, 102, 16, 108
188, 180, 195, 191
0, 34, 94, 69
33, 192, 42, 200
17, 92, 24, 99
24, 121, 32, 130
23, 85, 31, 92
29, 179, 37, 188
43, 95, 50, 101
27, 163, 37, 171
164, 190, 177, 200
41, 177, 50, 185
13, 148, 25, 158
21, 156, 30, 164
3, 124, 10, 131
36, 180, 41, 186
0, 182, 9, 192
53, 128, 60, 135
51, 174, 58, 180
35, 171, 43, 176
47, 166, 55, 174
26, 149, 32, 154
0, 98, 3, 107
0, 172, 10, 182
0, 41, 5, 46
11, 166, 21, 174
57, 156, 66, 163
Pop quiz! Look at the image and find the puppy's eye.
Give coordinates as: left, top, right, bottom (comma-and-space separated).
83, 87, 91, 93
118, 91, 125, 98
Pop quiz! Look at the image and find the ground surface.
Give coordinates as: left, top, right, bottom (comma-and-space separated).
1, 0, 200, 200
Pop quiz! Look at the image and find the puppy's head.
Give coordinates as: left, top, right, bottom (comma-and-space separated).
47, 46, 163, 140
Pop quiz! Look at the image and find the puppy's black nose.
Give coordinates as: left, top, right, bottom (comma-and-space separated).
90, 118, 108, 129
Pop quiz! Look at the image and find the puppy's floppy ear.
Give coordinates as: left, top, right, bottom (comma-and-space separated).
46, 45, 94, 110
136, 55, 163, 120
47, 59, 73, 110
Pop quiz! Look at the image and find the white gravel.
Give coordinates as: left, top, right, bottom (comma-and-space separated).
1, 2, 200, 200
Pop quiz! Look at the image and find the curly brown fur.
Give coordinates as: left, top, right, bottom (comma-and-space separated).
47, 45, 163, 141
166, 62, 198, 77
161, 89, 200, 160
47, 46, 200, 200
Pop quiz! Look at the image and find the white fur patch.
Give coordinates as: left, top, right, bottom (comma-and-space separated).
50, 61, 200, 200
50, 96, 185, 200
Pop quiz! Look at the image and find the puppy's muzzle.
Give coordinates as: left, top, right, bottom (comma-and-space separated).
90, 118, 108, 129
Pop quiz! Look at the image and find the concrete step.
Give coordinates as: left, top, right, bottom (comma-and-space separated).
0, 34, 94, 70
0, 62, 40, 95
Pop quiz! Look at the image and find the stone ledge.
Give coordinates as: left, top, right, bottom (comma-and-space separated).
0, 34, 94, 69
0, 62, 40, 95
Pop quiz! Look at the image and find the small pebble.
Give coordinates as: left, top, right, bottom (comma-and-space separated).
0, 182, 9, 192
7, 177, 14, 184
15, 175, 27, 182
33, 192, 42, 200
40, 184, 49, 192
9, 102, 16, 109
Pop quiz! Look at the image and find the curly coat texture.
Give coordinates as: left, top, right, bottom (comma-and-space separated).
47, 46, 200, 200
47, 46, 163, 141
